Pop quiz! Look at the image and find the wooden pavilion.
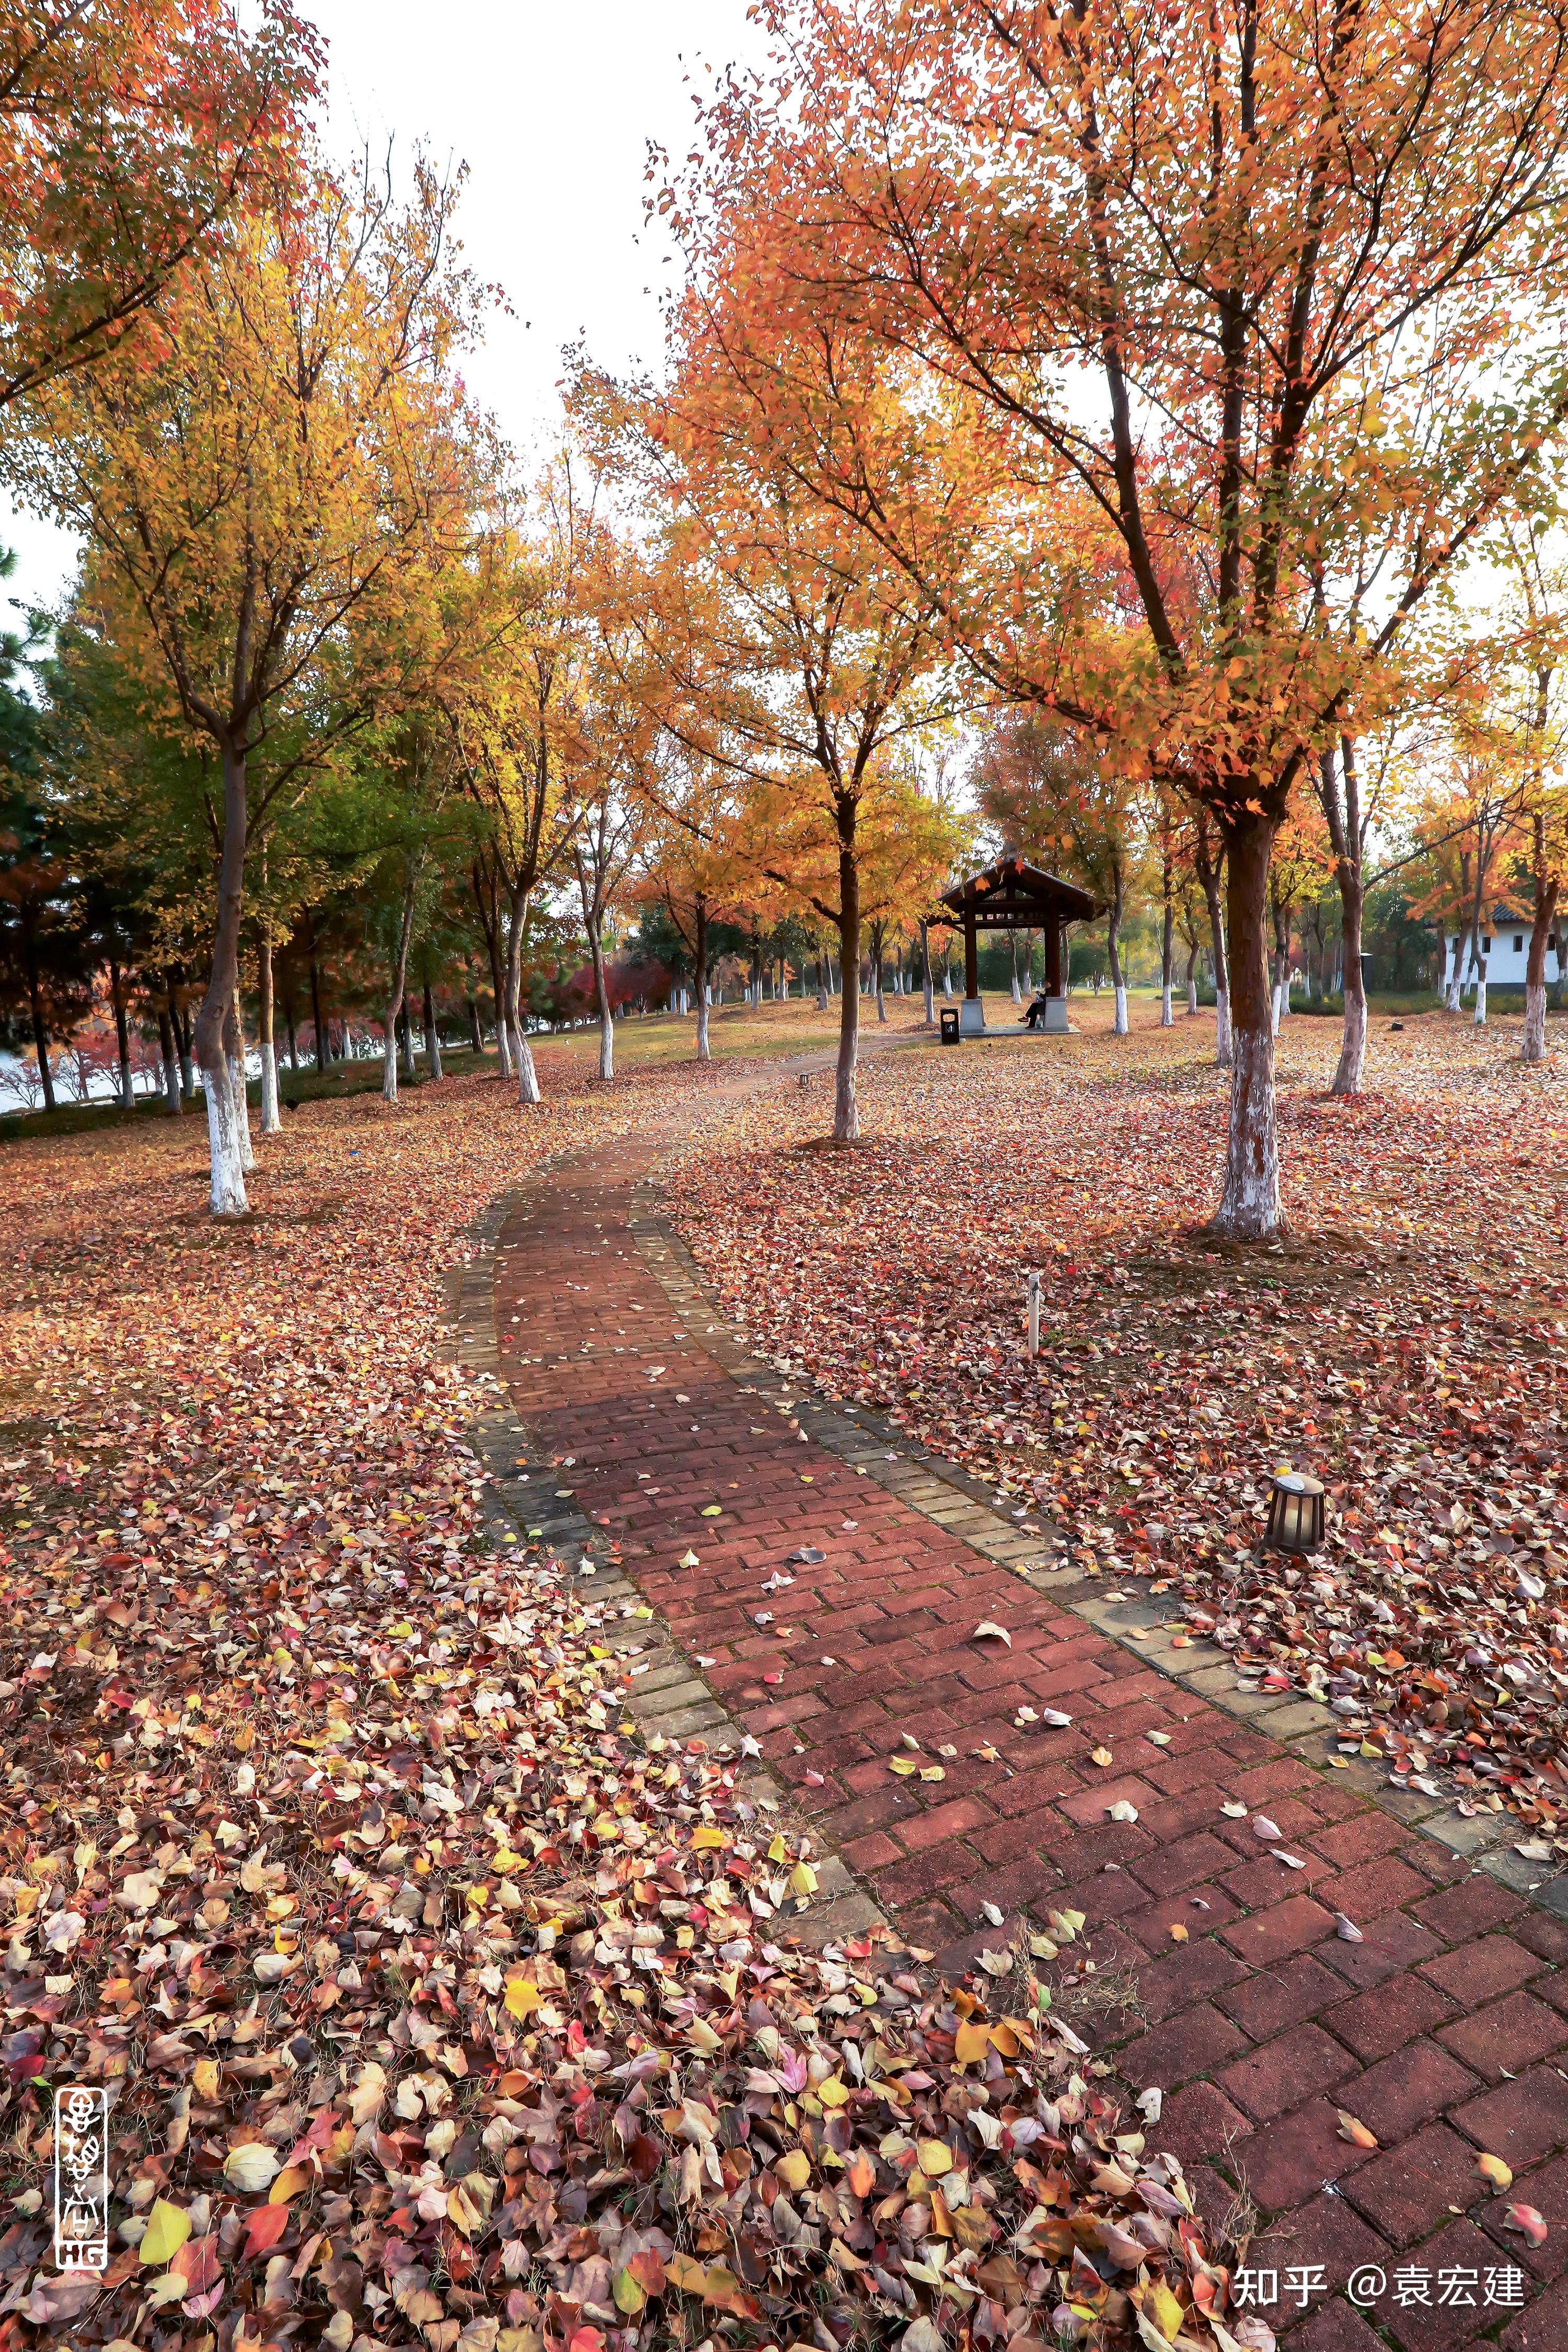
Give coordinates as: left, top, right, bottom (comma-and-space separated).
933, 854, 1098, 1033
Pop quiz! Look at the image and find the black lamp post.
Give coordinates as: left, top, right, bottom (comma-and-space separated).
1265, 1469, 1326, 1554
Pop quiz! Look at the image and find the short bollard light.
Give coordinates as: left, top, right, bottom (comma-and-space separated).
1265, 1467, 1325, 1554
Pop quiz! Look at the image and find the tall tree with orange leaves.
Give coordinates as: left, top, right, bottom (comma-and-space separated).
669, 0, 1568, 1232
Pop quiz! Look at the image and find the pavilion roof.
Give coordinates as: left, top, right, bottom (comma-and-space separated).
937, 852, 1098, 924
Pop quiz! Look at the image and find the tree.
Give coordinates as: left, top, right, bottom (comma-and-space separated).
0, 0, 317, 417
17, 151, 485, 1209
446, 475, 602, 1106
580, 332, 961, 1141
677, 0, 1568, 1231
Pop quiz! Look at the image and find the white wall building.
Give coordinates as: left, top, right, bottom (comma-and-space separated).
1442, 908, 1564, 995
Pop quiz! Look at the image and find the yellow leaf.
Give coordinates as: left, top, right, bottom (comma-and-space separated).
700, 1505, 723, 1517
1478, 2152, 1514, 2188
817, 2074, 850, 2107
1147, 2279, 1187, 2342
953, 2019, 991, 2065
504, 1977, 540, 2020
491, 1846, 524, 1873
790, 1860, 817, 1896
889, 1757, 918, 1777
139, 2201, 191, 2268
691, 1825, 725, 1849
775, 2149, 810, 2191
269, 2164, 309, 2205
666, 2253, 708, 2293
1169, 1924, 1189, 1943
918, 1766, 946, 1781
917, 2139, 953, 2176
768, 1833, 789, 1862
613, 2267, 648, 2316
192, 2058, 219, 2100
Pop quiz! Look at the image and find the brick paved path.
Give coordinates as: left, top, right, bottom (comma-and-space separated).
490, 1093, 1567, 2352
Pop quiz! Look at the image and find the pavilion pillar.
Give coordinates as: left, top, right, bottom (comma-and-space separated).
1046, 921, 1063, 996
960, 892, 986, 1034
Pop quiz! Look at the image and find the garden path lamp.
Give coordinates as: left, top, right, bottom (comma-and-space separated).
1265, 1468, 1325, 1554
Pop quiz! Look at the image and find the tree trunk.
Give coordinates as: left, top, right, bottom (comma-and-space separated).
229, 984, 254, 1175
383, 862, 420, 1104
25, 946, 55, 1113
589, 920, 614, 1080
1106, 864, 1129, 1035
467, 995, 483, 1051
835, 829, 860, 1142
502, 881, 540, 1104
694, 897, 711, 1062
1524, 810, 1559, 1062
108, 953, 134, 1109
178, 1001, 194, 1093
920, 919, 935, 1023
1332, 871, 1367, 1095
1184, 939, 1198, 1016
1160, 892, 1174, 1027
423, 981, 444, 1080
1010, 929, 1022, 1004
257, 931, 282, 1134
1195, 817, 1231, 1068
309, 952, 329, 1073
1210, 806, 1282, 1239
193, 741, 250, 1214
873, 926, 887, 1023
157, 1002, 180, 1113
283, 994, 298, 1071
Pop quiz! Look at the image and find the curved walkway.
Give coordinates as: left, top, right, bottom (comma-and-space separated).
481, 1053, 1567, 2352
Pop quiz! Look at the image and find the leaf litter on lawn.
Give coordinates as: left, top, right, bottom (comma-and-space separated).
0, 1064, 1249, 2352
671, 1011, 1568, 1853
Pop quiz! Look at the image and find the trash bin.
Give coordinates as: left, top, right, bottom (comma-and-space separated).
940, 1007, 960, 1044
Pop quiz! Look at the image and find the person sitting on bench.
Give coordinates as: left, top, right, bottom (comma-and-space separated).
1024, 986, 1051, 1030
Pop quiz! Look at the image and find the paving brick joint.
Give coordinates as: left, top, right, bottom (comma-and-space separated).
452, 1055, 1567, 2347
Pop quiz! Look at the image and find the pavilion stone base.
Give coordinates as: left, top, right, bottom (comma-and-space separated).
959, 996, 986, 1035
1042, 995, 1068, 1032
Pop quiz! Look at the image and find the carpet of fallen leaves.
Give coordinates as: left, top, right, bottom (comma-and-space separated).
0, 1058, 1260, 2352
675, 1007, 1568, 1866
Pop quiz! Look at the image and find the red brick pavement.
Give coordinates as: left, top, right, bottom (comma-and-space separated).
491, 1113, 1567, 2348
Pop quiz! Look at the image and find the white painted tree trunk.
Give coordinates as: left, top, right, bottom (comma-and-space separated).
599, 1010, 614, 1080
428, 1028, 443, 1081
259, 1041, 282, 1135
1216, 985, 1232, 1069
1473, 972, 1488, 1026
382, 1031, 399, 1102
1113, 983, 1128, 1035
204, 1065, 249, 1216
1270, 978, 1282, 1035
1214, 1025, 1281, 1237
942, 969, 952, 997
495, 1019, 513, 1079
229, 1056, 253, 1171
1161, 984, 1173, 1025
1011, 972, 1023, 1004
924, 977, 935, 1022
1524, 982, 1548, 1061
342, 1021, 354, 1059
1188, 979, 1198, 1016
696, 997, 711, 1060
1333, 985, 1367, 1094
516, 1033, 541, 1103
164, 1048, 182, 1115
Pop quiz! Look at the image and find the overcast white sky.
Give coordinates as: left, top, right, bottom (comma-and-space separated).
0, 0, 766, 619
